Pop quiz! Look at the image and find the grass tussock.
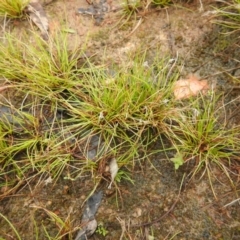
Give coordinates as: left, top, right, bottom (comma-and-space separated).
0, 0, 29, 18
116, 0, 171, 28
0, 30, 180, 195
0, 27, 240, 200
122, 0, 171, 13
0, 31, 85, 91
57, 56, 179, 174
167, 92, 240, 195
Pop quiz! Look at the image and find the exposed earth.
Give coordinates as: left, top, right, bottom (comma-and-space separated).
1, 0, 240, 239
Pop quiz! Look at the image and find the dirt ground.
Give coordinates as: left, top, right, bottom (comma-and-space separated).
1, 0, 240, 239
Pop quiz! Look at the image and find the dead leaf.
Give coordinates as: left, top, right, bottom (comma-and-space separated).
108, 158, 118, 189
25, 0, 49, 40
173, 74, 209, 100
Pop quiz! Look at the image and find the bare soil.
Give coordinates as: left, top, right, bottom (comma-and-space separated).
1, 0, 240, 239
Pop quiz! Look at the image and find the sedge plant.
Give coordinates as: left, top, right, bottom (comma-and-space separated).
0, 95, 74, 190
167, 91, 240, 196
0, 30, 92, 193
0, 0, 29, 18
56, 54, 179, 176
0, 29, 180, 195
0, 30, 86, 94
117, 0, 171, 28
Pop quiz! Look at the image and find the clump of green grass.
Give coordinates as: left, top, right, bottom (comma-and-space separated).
117, 0, 171, 28
56, 55, 179, 174
0, 29, 180, 193
0, 0, 29, 18
0, 98, 71, 189
121, 0, 171, 15
115, 0, 143, 28
122, 0, 142, 15
0, 31, 92, 189
0, 31, 86, 93
214, 0, 240, 34
1, 27, 240, 200
167, 92, 240, 196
